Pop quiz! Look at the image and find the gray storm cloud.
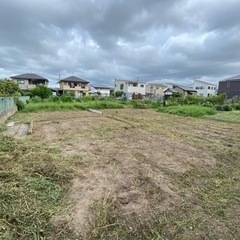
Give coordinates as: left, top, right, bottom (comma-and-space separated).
0, 0, 240, 86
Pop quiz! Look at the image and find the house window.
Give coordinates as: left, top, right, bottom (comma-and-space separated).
227, 82, 230, 88
208, 86, 210, 89
120, 84, 124, 90
129, 83, 138, 87
140, 84, 144, 87
69, 82, 77, 88
17, 80, 25, 84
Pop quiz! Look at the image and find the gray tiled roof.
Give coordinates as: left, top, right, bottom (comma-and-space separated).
193, 79, 217, 86
11, 73, 48, 81
220, 75, 240, 82
59, 76, 89, 83
176, 85, 197, 92
93, 86, 112, 89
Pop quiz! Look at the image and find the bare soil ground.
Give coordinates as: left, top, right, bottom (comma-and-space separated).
12, 109, 240, 239
4, 122, 29, 139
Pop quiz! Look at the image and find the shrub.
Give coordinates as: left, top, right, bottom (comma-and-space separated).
231, 103, 240, 110
132, 100, 147, 109
223, 105, 232, 111
215, 105, 232, 111
60, 93, 73, 102
30, 96, 43, 103
0, 79, 20, 96
158, 105, 216, 117
16, 99, 25, 110
82, 95, 95, 101
48, 96, 60, 102
186, 95, 205, 105
30, 86, 52, 99
201, 102, 213, 107
114, 91, 124, 97
208, 93, 227, 105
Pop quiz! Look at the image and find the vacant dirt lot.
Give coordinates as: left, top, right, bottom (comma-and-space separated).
11, 109, 240, 239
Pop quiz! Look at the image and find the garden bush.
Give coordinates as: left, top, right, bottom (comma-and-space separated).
158, 105, 216, 117
30, 96, 42, 103
16, 99, 25, 110
215, 105, 232, 111
60, 93, 73, 102
231, 103, 240, 110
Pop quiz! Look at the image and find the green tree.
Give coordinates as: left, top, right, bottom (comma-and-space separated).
0, 79, 20, 96
30, 85, 52, 99
114, 91, 124, 97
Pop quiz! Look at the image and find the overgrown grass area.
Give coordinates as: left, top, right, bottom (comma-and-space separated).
20, 100, 124, 113
0, 135, 79, 239
158, 105, 216, 117
205, 111, 240, 123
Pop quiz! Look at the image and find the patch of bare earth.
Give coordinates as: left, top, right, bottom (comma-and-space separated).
29, 109, 218, 236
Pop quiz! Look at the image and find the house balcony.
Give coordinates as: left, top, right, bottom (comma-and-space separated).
18, 84, 39, 90
61, 86, 89, 92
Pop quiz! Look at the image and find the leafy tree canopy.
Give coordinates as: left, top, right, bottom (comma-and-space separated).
30, 85, 52, 99
0, 79, 20, 96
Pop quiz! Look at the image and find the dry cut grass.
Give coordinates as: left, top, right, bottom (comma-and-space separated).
1, 109, 240, 240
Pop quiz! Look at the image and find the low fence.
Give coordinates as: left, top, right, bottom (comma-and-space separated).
0, 97, 15, 113
0, 97, 17, 123
19, 96, 30, 104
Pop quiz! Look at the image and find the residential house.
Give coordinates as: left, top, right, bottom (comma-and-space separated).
114, 79, 146, 99
218, 75, 240, 99
189, 80, 217, 97
11, 73, 49, 91
146, 83, 167, 98
163, 88, 179, 96
173, 85, 197, 98
58, 76, 90, 97
90, 85, 113, 97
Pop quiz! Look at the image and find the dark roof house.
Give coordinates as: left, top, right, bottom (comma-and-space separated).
218, 75, 240, 99
10, 73, 49, 90
58, 76, 89, 83
11, 73, 49, 81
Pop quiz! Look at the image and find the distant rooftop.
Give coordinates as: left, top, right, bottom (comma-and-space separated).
220, 75, 240, 82
115, 79, 146, 84
93, 85, 113, 89
175, 85, 197, 92
11, 73, 48, 81
193, 79, 217, 86
59, 76, 89, 83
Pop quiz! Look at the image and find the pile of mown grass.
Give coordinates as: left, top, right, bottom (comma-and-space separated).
0, 135, 79, 239
158, 105, 216, 117
21, 100, 124, 113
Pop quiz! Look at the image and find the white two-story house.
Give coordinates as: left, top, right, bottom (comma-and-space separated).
189, 80, 217, 97
114, 79, 146, 99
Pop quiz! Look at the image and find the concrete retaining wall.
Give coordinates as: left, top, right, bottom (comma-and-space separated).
0, 106, 18, 123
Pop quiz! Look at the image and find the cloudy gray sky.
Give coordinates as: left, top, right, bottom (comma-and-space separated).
1, 0, 240, 86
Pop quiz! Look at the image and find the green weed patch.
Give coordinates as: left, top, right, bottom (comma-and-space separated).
158, 105, 216, 117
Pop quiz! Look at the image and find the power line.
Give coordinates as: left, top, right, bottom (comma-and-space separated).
136, 62, 231, 80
